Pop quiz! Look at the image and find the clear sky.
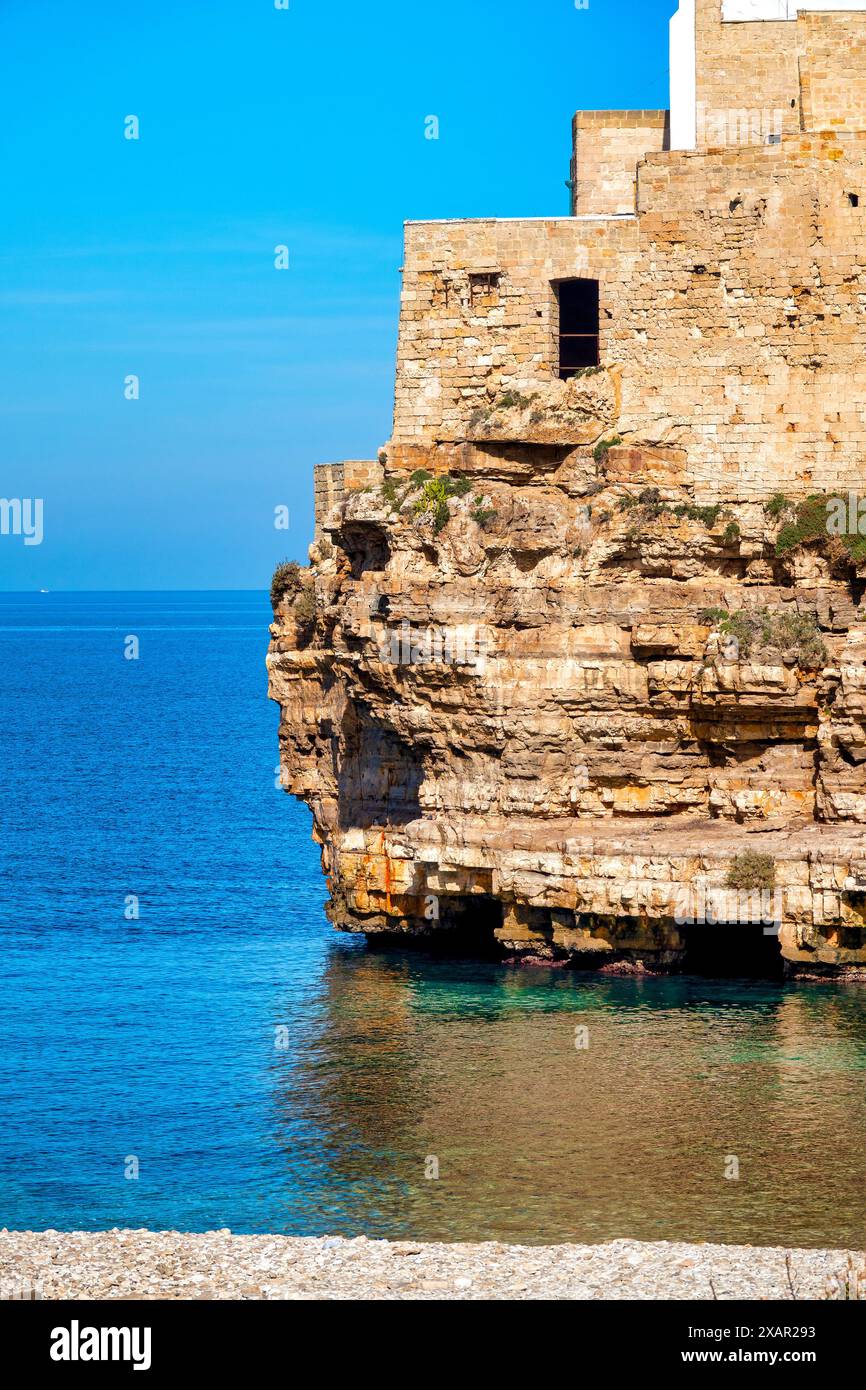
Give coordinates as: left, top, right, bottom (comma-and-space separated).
0, 0, 673, 590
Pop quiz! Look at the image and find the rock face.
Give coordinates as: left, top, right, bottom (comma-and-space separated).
268, 5, 866, 977
269, 460, 866, 977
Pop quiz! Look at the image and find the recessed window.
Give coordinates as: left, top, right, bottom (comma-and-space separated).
848, 192, 860, 207
555, 278, 599, 379
468, 272, 501, 301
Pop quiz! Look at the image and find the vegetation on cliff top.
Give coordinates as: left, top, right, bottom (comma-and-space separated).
270, 560, 302, 609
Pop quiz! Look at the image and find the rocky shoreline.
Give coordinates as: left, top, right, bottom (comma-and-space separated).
1, 1231, 861, 1301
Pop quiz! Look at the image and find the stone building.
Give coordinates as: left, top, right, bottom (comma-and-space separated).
271, 2, 866, 977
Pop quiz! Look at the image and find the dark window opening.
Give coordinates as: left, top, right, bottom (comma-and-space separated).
556, 278, 599, 379
848, 192, 860, 207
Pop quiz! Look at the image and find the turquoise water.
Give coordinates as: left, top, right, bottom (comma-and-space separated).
0, 592, 865, 1248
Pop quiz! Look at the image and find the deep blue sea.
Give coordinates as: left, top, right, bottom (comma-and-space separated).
1, 592, 865, 1248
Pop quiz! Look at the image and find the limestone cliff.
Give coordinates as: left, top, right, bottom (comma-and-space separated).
268, 441, 866, 977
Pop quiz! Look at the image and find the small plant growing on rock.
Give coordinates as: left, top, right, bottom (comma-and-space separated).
725, 851, 776, 892
672, 502, 722, 527
592, 434, 622, 463
411, 474, 474, 533
270, 561, 316, 641
472, 506, 498, 529
723, 520, 741, 545
765, 492, 795, 520
381, 479, 400, 509
446, 476, 472, 497
495, 390, 535, 411
293, 585, 316, 628
699, 606, 728, 625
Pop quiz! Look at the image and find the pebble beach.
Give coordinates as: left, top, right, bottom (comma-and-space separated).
1, 1230, 861, 1301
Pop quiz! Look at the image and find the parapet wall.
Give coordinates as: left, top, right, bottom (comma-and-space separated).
571, 110, 669, 215
314, 460, 384, 538
313, 464, 345, 539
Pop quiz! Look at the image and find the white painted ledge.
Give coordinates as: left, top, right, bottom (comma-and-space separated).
722, 0, 866, 19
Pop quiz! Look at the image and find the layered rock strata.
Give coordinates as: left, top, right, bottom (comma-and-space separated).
268, 446, 866, 975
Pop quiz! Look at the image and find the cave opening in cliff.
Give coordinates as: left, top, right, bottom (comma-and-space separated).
408, 895, 504, 958
555, 277, 599, 378
680, 925, 784, 980
368, 896, 504, 958
432, 895, 503, 957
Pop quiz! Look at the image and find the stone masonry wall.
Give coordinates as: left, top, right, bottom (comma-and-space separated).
313, 463, 344, 539
571, 110, 669, 215
314, 460, 385, 537
696, 3, 866, 144
696, 0, 800, 145
799, 11, 866, 133
393, 136, 866, 502
392, 215, 639, 444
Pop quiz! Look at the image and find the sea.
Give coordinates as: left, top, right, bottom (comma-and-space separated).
0, 591, 864, 1248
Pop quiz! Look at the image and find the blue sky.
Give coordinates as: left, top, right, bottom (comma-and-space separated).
0, 0, 673, 590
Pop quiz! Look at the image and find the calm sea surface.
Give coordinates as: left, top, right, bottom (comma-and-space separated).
0, 591, 864, 1247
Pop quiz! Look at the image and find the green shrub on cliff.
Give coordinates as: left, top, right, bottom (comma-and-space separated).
411, 475, 473, 532
701, 605, 826, 669
293, 585, 316, 628
270, 560, 302, 609
671, 502, 722, 527
773, 494, 866, 565
270, 562, 316, 641
725, 852, 776, 892
616, 494, 727, 530
764, 492, 794, 520
413, 478, 450, 532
